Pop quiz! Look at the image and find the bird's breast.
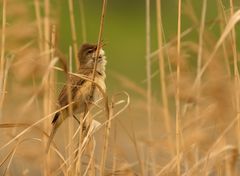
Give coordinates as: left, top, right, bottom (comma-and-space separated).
93, 75, 106, 101
95, 75, 106, 91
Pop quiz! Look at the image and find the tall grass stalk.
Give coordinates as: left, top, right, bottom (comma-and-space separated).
100, 102, 112, 176
130, 119, 145, 176
68, 0, 79, 69
195, 0, 207, 168
93, 1, 110, 174
229, 0, 240, 152
66, 46, 75, 175
176, 0, 182, 175
75, 94, 84, 174
43, 0, 52, 175
217, 1, 236, 173
156, 0, 174, 156
217, 0, 231, 76
0, 0, 7, 112
221, 0, 240, 176
79, 0, 87, 43
49, 26, 56, 128
50, 25, 56, 123
111, 121, 117, 174
193, 9, 240, 86
91, 0, 107, 85
196, 0, 207, 85
34, 0, 44, 53
145, 0, 156, 175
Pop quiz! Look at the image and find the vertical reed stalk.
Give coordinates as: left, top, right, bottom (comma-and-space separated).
131, 121, 145, 176
0, 0, 7, 112
68, 0, 79, 69
90, 144, 96, 175
217, 0, 231, 76
197, 0, 207, 83
217, 1, 233, 174
43, 0, 51, 175
146, 0, 156, 175
49, 25, 56, 113
195, 0, 207, 167
100, 101, 112, 176
34, 0, 44, 53
87, 0, 108, 173
76, 0, 108, 173
49, 25, 56, 158
146, 0, 151, 140
112, 122, 117, 174
50, 25, 56, 127
229, 0, 240, 151
96, 3, 109, 173
83, 137, 96, 175
176, 0, 182, 175
79, 0, 87, 42
75, 110, 84, 175
90, 1, 109, 172
156, 0, 174, 156
97, 0, 109, 171
67, 46, 74, 175
91, 0, 107, 84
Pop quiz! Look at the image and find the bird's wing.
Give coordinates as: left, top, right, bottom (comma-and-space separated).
58, 75, 86, 107
51, 76, 86, 124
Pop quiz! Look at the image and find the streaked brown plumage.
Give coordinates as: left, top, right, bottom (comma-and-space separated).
46, 43, 107, 152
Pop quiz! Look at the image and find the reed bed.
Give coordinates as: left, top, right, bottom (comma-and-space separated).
0, 0, 240, 175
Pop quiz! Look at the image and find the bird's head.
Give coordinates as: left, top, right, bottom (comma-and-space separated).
78, 43, 106, 70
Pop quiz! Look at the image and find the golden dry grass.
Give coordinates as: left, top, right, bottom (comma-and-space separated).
1, 0, 240, 176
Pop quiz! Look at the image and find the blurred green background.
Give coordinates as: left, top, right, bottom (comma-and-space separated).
44, 0, 239, 95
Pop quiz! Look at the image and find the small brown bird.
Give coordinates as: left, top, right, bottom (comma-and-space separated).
46, 43, 107, 152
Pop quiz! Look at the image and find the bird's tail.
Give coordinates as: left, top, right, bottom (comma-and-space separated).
46, 112, 60, 153
52, 112, 60, 124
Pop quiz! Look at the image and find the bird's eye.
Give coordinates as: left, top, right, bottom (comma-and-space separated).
86, 49, 93, 54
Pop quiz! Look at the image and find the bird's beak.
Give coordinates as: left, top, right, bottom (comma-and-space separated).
93, 48, 105, 59
99, 48, 105, 58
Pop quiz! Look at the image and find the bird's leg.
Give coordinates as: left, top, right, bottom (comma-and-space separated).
73, 114, 80, 125
82, 102, 90, 131
73, 103, 89, 162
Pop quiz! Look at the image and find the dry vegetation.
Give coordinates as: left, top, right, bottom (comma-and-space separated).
1, 0, 240, 175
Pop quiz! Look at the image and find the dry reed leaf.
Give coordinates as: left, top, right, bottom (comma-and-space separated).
113, 72, 146, 98
183, 145, 237, 176
196, 9, 240, 83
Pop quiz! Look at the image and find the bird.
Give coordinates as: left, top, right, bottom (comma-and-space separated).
46, 43, 107, 152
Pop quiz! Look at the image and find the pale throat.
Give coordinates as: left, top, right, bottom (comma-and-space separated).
95, 48, 107, 77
